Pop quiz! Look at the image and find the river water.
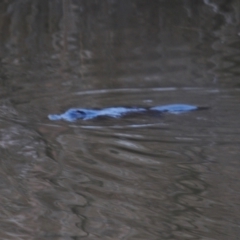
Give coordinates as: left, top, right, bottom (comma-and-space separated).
0, 0, 240, 239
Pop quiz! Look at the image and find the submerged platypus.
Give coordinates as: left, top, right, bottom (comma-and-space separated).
48, 104, 207, 122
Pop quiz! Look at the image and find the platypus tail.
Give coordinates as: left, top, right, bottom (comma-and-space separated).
149, 104, 209, 114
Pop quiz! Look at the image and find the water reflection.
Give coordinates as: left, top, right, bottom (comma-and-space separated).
0, 0, 240, 239
1, 0, 239, 92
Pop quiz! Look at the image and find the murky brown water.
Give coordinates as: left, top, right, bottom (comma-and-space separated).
0, 0, 240, 239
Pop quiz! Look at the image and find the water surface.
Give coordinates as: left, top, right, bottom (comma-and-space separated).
0, 1, 240, 239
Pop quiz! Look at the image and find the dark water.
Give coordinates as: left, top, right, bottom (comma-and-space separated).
1, 0, 240, 239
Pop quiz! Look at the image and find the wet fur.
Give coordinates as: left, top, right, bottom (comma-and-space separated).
48, 104, 207, 122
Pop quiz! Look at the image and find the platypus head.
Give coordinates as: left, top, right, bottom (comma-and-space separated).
48, 108, 99, 121
68, 109, 87, 119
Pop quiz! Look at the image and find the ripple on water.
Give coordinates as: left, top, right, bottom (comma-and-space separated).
1, 87, 240, 239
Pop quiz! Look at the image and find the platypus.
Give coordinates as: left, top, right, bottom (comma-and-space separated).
48, 104, 207, 122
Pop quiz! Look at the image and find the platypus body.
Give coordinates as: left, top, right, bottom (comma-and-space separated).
48, 104, 207, 122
